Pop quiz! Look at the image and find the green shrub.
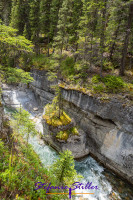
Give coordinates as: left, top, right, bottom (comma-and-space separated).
92, 75, 125, 93
92, 75, 101, 84
103, 61, 114, 71
60, 56, 75, 76
0, 139, 49, 200
32, 54, 50, 69
93, 84, 105, 93
56, 131, 69, 141
103, 75, 125, 92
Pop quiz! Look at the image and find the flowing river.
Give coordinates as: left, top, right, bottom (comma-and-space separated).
2, 85, 133, 200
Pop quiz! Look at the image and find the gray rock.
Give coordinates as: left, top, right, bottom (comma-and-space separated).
16, 69, 133, 184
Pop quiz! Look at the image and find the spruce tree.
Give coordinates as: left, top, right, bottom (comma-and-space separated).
10, 0, 25, 34
120, 2, 133, 76
49, 0, 63, 42
54, 0, 74, 53
29, 0, 41, 54
40, 0, 52, 56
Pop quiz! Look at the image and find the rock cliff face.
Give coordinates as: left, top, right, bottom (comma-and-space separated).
42, 118, 89, 159
30, 69, 133, 184
30, 69, 55, 105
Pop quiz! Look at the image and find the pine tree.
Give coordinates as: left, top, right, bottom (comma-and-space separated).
29, 0, 41, 54
0, 0, 11, 25
78, 0, 98, 65
99, 0, 108, 76
68, 0, 83, 51
120, 2, 133, 76
40, 0, 52, 56
49, 0, 63, 41
54, 0, 74, 53
51, 150, 81, 185
10, 0, 25, 34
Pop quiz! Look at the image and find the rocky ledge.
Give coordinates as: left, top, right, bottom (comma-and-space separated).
42, 117, 89, 159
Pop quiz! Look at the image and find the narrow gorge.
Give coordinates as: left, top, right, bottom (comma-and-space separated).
28, 69, 133, 185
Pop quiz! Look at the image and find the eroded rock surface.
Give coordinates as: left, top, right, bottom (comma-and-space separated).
29, 69, 133, 184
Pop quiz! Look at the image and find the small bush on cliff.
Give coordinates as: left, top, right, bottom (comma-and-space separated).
93, 84, 105, 93
56, 131, 69, 141
43, 104, 71, 127
103, 75, 125, 92
56, 127, 79, 141
92, 75, 125, 93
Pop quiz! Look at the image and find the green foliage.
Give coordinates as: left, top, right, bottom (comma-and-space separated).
0, 139, 49, 200
11, 108, 37, 143
0, 23, 33, 53
51, 150, 82, 186
0, 65, 34, 84
0, 22, 34, 85
93, 84, 105, 93
103, 75, 125, 92
56, 127, 79, 141
43, 103, 71, 127
92, 75, 125, 93
32, 54, 50, 69
56, 130, 69, 141
60, 56, 75, 76
92, 75, 102, 84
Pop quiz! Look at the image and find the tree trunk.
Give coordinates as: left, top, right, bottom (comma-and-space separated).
47, 36, 50, 57
100, 0, 107, 77
120, 2, 133, 76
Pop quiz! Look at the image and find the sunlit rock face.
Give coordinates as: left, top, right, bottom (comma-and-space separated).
61, 88, 133, 184
30, 69, 133, 184
42, 117, 89, 159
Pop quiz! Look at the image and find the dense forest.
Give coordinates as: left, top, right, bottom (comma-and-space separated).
0, 0, 133, 97
0, 0, 133, 199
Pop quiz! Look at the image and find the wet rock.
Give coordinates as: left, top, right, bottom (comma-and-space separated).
33, 107, 38, 111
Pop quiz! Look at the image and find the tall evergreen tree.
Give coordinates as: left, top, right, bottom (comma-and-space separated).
49, 0, 63, 41
120, 1, 133, 76
10, 0, 25, 34
40, 0, 52, 56
54, 0, 74, 53
29, 0, 41, 54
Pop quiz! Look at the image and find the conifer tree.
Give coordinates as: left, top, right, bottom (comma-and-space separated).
54, 0, 74, 53
29, 0, 41, 54
49, 0, 63, 41
78, 0, 98, 65
65, 0, 83, 52
51, 150, 81, 185
10, 0, 25, 34
120, 1, 133, 76
40, 0, 52, 56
